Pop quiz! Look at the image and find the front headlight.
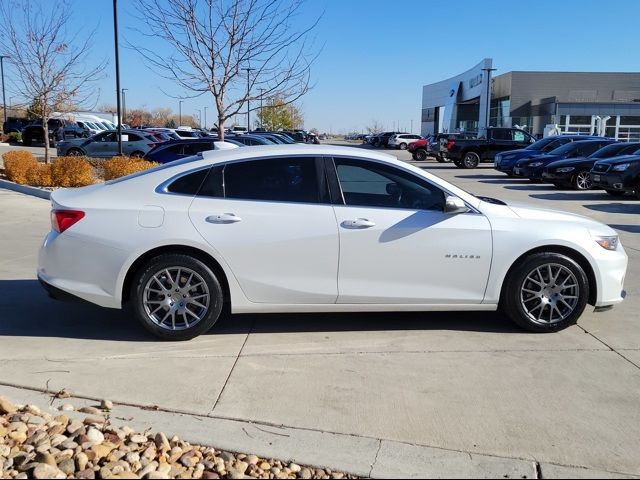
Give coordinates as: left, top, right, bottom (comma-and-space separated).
556, 167, 575, 173
529, 161, 543, 167
595, 235, 619, 251
612, 163, 630, 172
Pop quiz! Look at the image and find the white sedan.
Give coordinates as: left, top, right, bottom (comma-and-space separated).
38, 145, 628, 340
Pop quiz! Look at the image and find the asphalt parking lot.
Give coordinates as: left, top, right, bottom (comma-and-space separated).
1, 143, 639, 478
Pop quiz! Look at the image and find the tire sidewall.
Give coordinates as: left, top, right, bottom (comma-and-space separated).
463, 152, 480, 169
131, 254, 224, 341
503, 253, 589, 332
415, 149, 427, 161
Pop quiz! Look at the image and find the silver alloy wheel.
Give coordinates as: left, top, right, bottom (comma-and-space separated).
520, 263, 579, 325
143, 267, 210, 331
463, 152, 480, 168
575, 171, 592, 190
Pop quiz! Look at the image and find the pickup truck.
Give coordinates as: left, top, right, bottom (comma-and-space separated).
446, 127, 535, 168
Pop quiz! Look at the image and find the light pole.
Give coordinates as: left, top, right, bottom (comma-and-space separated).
178, 100, 183, 126
244, 67, 253, 130
204, 106, 207, 130
121, 88, 128, 125
195, 109, 201, 128
1, 56, 10, 125
112, 0, 123, 155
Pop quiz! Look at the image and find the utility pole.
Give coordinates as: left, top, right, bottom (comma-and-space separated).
178, 100, 183, 126
121, 88, 128, 125
195, 109, 201, 128
411, 119, 413, 133
0, 56, 8, 125
258, 88, 265, 129
204, 107, 208, 130
244, 68, 253, 130
112, 0, 123, 155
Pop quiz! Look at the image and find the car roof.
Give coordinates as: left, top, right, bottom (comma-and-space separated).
198, 144, 396, 165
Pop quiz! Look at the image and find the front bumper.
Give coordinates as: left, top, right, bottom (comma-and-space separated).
541, 170, 573, 185
591, 172, 636, 193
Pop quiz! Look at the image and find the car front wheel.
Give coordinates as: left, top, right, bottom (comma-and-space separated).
415, 149, 427, 161
131, 254, 224, 341
462, 151, 480, 168
502, 253, 589, 332
573, 170, 592, 190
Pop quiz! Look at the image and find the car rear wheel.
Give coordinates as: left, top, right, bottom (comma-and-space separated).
605, 189, 624, 197
573, 170, 592, 190
130, 151, 145, 158
131, 254, 224, 341
462, 151, 480, 169
399, 143, 407, 150
415, 149, 427, 161
502, 253, 589, 333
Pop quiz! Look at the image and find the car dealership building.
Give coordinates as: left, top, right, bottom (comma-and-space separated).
421, 58, 640, 141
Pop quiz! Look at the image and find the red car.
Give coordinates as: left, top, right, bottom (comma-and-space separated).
408, 138, 430, 161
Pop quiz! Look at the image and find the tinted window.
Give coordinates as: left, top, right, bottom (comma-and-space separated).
167, 168, 210, 195
127, 133, 142, 142
224, 157, 319, 203
590, 143, 629, 159
165, 144, 184, 154
491, 129, 511, 141
183, 142, 214, 155
197, 166, 224, 197
577, 142, 608, 157
334, 158, 444, 211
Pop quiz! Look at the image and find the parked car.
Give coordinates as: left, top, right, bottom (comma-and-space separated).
248, 131, 293, 144
446, 128, 535, 168
21, 119, 65, 146
144, 139, 241, 164
591, 154, 640, 198
494, 135, 602, 176
56, 130, 160, 158
63, 121, 90, 139
407, 136, 431, 161
388, 134, 423, 150
542, 142, 640, 190
371, 131, 406, 148
426, 132, 478, 163
226, 134, 275, 146
175, 129, 201, 139
514, 139, 617, 181
39, 145, 627, 341
76, 120, 102, 136
2, 117, 30, 134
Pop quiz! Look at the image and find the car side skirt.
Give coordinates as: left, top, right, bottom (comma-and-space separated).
231, 303, 498, 314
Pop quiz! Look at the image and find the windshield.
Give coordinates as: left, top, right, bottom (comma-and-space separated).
589, 143, 626, 159
548, 142, 583, 156
525, 136, 561, 151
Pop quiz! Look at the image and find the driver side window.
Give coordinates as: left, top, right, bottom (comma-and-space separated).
334, 158, 445, 211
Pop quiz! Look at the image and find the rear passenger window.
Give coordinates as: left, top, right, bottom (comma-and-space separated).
198, 166, 224, 197
167, 168, 210, 195
223, 157, 319, 203
183, 142, 214, 155
127, 133, 142, 142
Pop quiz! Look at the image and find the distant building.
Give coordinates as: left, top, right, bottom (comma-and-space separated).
421, 59, 640, 140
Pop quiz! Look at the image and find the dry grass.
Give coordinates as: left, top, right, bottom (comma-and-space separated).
2, 151, 38, 184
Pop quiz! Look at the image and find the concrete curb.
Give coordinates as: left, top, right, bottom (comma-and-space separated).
0, 178, 51, 200
0, 383, 574, 479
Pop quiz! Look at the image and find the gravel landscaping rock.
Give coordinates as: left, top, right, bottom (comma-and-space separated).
0, 395, 358, 479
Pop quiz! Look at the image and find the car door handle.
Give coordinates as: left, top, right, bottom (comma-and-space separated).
206, 213, 242, 224
341, 218, 375, 229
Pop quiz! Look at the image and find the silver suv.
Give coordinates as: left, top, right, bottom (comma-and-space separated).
56, 130, 159, 158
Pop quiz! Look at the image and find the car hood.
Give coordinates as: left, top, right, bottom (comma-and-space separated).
498, 149, 541, 160
545, 157, 591, 169
593, 154, 640, 166
506, 202, 615, 235
516, 154, 562, 166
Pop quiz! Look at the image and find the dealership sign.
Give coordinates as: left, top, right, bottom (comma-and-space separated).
469, 73, 483, 89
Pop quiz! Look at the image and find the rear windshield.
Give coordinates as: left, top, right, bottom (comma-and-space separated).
526, 136, 561, 150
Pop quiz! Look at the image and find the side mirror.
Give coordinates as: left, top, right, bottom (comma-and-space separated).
444, 195, 470, 214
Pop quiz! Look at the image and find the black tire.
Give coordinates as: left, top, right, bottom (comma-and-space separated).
605, 189, 624, 197
22, 136, 32, 146
573, 170, 592, 191
435, 154, 446, 163
415, 149, 428, 161
130, 254, 224, 341
66, 148, 83, 156
634, 182, 640, 200
453, 160, 463, 168
462, 151, 480, 169
501, 252, 589, 333
130, 151, 145, 158
399, 142, 407, 150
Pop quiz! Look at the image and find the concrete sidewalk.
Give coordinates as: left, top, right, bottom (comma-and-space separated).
1, 157, 640, 478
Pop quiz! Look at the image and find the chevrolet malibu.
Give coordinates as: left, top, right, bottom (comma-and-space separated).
38, 145, 628, 340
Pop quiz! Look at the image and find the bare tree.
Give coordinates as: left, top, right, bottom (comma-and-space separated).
366, 120, 384, 135
132, 0, 320, 140
0, 1, 105, 162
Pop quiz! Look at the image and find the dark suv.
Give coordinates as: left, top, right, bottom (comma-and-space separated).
2, 117, 30, 135
447, 127, 535, 168
591, 154, 640, 198
21, 118, 65, 146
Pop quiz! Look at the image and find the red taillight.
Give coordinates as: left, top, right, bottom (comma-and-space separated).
447, 139, 456, 149
51, 210, 85, 233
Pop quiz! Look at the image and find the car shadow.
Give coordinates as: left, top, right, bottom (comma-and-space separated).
0, 280, 525, 341
530, 192, 628, 202
504, 184, 558, 192
454, 174, 510, 180
584, 203, 640, 214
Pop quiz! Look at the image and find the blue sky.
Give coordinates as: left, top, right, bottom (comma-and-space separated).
6, 0, 640, 132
